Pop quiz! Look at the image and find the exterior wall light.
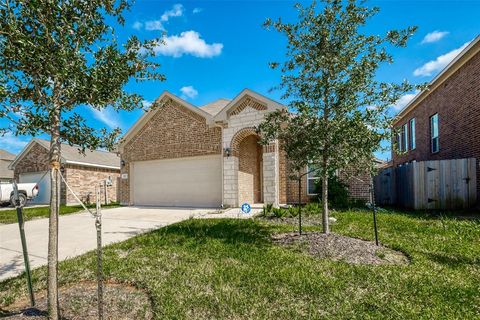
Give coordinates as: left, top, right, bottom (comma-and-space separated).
224, 147, 231, 157
120, 160, 125, 167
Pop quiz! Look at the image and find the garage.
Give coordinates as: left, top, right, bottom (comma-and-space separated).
19, 171, 51, 204
132, 155, 222, 207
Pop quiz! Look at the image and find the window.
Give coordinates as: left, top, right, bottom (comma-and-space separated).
402, 123, 408, 152
430, 113, 439, 153
409, 118, 416, 150
307, 166, 320, 195
396, 132, 402, 153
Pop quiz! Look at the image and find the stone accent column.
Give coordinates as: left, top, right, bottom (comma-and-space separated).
223, 156, 239, 207
263, 142, 279, 206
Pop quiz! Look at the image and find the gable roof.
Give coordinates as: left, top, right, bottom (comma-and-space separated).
9, 138, 120, 170
199, 99, 231, 116
0, 149, 16, 161
119, 91, 215, 149
394, 35, 480, 124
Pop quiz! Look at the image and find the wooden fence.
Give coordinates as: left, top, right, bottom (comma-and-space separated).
374, 158, 477, 210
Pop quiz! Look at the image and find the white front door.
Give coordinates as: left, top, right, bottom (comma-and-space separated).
19, 171, 51, 204
132, 155, 222, 207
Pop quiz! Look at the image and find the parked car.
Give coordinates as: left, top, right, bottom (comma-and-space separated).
0, 182, 39, 207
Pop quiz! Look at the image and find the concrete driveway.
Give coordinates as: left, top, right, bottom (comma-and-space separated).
0, 206, 223, 281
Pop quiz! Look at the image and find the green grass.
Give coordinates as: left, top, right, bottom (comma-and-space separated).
1, 209, 479, 319
0, 202, 120, 224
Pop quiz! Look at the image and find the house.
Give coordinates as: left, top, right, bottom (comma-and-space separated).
9, 138, 120, 205
0, 149, 16, 182
118, 89, 374, 208
392, 35, 480, 201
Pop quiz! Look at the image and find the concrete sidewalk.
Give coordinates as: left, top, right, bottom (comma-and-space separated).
0, 206, 220, 281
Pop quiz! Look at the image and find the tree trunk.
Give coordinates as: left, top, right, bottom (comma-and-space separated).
321, 158, 329, 234
47, 108, 61, 320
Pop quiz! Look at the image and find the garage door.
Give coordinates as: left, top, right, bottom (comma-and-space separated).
19, 171, 51, 204
132, 155, 222, 207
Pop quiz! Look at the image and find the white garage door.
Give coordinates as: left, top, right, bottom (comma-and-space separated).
132, 155, 222, 207
19, 171, 51, 204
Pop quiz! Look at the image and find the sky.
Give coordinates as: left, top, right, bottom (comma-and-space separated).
1, 0, 480, 161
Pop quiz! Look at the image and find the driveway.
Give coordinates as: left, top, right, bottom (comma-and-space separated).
0, 206, 241, 281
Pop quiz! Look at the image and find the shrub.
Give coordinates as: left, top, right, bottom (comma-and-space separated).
315, 175, 351, 208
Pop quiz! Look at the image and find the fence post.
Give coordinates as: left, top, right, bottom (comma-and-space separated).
12, 181, 35, 306
370, 181, 379, 246
95, 186, 103, 320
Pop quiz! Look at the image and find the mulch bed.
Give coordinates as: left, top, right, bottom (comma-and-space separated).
1, 281, 152, 319
272, 232, 409, 265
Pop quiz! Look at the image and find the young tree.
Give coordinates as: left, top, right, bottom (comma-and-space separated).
262, 0, 418, 233
0, 1, 164, 318
258, 110, 316, 234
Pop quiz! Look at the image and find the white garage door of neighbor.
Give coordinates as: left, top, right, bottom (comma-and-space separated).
132, 155, 222, 207
19, 171, 51, 204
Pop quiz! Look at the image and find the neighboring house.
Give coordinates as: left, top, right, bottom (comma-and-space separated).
392, 35, 480, 200
0, 149, 16, 182
9, 138, 120, 205
118, 89, 374, 208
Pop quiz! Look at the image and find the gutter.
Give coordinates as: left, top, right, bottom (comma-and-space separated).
65, 160, 120, 170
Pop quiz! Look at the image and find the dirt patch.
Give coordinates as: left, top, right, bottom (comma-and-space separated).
1, 281, 152, 319
272, 232, 409, 265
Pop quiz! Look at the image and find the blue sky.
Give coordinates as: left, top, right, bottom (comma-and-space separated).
2, 0, 480, 160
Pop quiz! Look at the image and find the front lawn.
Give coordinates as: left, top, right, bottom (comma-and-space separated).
1, 209, 479, 319
0, 203, 120, 224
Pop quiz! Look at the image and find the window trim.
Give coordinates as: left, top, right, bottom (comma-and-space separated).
430, 113, 439, 153
409, 118, 416, 150
402, 123, 408, 152
306, 165, 320, 195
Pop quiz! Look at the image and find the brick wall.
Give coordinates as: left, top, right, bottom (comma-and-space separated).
64, 164, 120, 205
13, 143, 50, 180
120, 97, 222, 205
13, 142, 68, 203
393, 50, 480, 199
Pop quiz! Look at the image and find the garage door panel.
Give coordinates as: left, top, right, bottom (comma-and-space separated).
132, 155, 221, 207
19, 171, 51, 204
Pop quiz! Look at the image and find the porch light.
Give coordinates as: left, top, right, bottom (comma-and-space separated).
120, 160, 125, 167
224, 147, 231, 157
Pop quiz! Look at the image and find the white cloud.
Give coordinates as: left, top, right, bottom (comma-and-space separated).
145, 20, 164, 31
0, 132, 28, 153
132, 4, 184, 31
413, 41, 470, 77
153, 31, 223, 58
161, 4, 184, 22
392, 91, 419, 111
421, 31, 449, 44
193, 8, 203, 14
132, 21, 143, 30
89, 106, 122, 129
180, 86, 198, 100
142, 100, 153, 109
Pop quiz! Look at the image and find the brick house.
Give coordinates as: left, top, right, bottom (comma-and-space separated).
0, 149, 15, 182
10, 138, 120, 205
118, 89, 374, 208
392, 36, 480, 201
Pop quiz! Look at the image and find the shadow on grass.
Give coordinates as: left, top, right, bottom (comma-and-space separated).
377, 206, 480, 222
158, 218, 273, 247
425, 252, 480, 267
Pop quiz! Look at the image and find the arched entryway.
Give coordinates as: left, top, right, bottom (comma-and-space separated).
238, 135, 263, 204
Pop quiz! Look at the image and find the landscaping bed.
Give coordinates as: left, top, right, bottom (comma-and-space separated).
272, 232, 409, 265
1, 281, 152, 319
